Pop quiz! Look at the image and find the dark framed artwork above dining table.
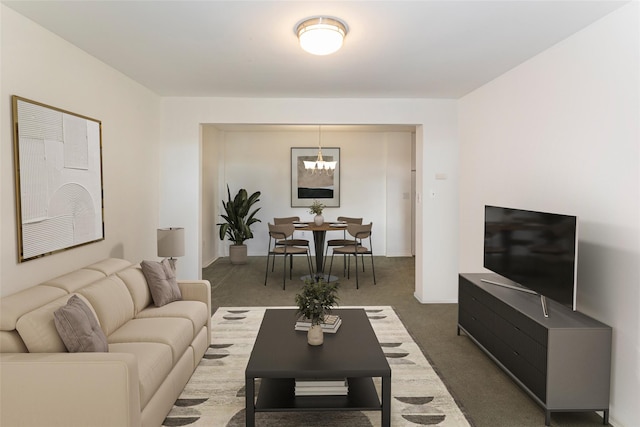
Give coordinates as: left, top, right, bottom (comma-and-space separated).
290, 147, 340, 208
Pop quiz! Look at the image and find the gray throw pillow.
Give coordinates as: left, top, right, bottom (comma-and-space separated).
53, 295, 109, 352
140, 259, 182, 307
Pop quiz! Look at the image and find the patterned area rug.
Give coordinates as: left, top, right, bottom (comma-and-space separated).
163, 306, 471, 426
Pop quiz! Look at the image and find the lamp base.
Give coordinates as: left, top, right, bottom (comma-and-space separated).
165, 257, 177, 272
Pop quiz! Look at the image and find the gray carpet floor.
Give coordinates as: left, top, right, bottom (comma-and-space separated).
204, 256, 608, 427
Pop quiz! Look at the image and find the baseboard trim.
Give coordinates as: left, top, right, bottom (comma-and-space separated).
203, 257, 218, 268
413, 292, 458, 304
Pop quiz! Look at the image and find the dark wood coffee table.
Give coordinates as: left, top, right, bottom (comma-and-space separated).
245, 308, 391, 426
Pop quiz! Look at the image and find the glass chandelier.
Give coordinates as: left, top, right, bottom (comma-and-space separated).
304, 126, 337, 175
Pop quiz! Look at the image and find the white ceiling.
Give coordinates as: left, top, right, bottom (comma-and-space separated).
3, 0, 627, 99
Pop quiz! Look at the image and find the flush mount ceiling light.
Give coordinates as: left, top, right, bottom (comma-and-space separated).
296, 16, 348, 56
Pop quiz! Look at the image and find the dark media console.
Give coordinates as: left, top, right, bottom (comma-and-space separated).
458, 273, 612, 426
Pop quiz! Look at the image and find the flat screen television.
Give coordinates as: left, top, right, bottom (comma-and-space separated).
483, 205, 578, 311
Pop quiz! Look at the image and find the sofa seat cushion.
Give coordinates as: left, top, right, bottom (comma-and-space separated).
108, 318, 193, 364
109, 342, 173, 409
136, 301, 209, 337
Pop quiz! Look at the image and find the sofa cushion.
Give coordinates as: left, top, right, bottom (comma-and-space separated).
109, 342, 173, 409
15, 294, 96, 353
84, 258, 133, 276
140, 260, 182, 307
41, 269, 107, 294
78, 276, 135, 336
0, 285, 67, 331
54, 295, 108, 352
136, 301, 208, 337
117, 265, 153, 315
108, 317, 193, 364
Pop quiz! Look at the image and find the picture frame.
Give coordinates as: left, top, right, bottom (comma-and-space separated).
12, 96, 104, 262
291, 147, 340, 207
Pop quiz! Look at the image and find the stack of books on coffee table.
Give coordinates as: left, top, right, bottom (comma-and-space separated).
294, 378, 349, 396
294, 314, 342, 333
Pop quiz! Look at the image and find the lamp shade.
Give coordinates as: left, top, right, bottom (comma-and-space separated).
157, 227, 185, 258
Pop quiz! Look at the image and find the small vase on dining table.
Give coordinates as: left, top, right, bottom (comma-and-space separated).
314, 214, 324, 226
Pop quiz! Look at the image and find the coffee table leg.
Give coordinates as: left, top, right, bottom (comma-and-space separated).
245, 376, 255, 427
382, 374, 391, 427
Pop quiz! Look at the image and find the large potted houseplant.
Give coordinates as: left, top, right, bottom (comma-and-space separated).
295, 279, 339, 345
217, 185, 261, 265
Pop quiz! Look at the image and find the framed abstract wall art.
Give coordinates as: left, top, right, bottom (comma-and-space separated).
291, 147, 340, 207
12, 96, 104, 262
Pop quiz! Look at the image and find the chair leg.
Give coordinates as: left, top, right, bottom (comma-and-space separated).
264, 253, 270, 286
282, 255, 287, 290
343, 254, 348, 276
328, 253, 335, 279
289, 254, 293, 280
370, 254, 377, 284
353, 253, 359, 290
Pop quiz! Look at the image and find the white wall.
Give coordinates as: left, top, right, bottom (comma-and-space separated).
201, 125, 221, 266
459, 4, 639, 426
0, 5, 161, 297
203, 128, 413, 262
160, 98, 459, 303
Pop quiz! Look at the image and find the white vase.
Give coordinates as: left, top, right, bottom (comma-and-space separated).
307, 324, 324, 346
314, 214, 324, 226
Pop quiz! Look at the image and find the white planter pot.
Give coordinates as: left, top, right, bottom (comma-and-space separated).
314, 214, 324, 226
307, 324, 324, 346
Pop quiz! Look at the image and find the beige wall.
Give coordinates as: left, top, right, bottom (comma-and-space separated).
459, 4, 639, 425
0, 5, 161, 297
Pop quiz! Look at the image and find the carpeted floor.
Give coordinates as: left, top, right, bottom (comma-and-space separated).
201, 256, 609, 427
163, 306, 471, 426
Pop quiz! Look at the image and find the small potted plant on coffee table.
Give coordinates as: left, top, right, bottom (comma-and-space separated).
295, 278, 339, 346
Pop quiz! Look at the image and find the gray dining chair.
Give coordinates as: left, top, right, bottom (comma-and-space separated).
274, 216, 310, 248
265, 223, 313, 290
323, 216, 363, 273
327, 222, 376, 289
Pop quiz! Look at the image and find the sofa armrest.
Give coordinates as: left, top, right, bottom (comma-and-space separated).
0, 352, 141, 427
178, 280, 211, 312
178, 280, 212, 345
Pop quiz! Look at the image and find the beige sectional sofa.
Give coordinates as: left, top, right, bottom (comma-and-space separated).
0, 258, 211, 427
